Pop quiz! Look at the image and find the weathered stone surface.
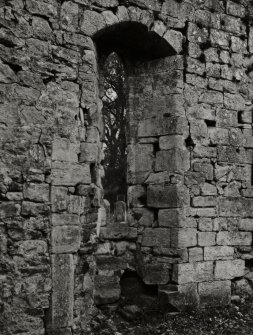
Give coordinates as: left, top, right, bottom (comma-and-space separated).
159, 209, 197, 228
164, 29, 183, 53
171, 228, 197, 248
52, 138, 79, 163
199, 281, 231, 307
204, 246, 234, 261
142, 228, 170, 247
147, 184, 184, 208
51, 214, 79, 226
51, 162, 91, 186
23, 183, 49, 203
60, 1, 79, 32
3, 0, 253, 331
0, 202, 21, 218
159, 283, 199, 312
51, 226, 81, 254
81, 10, 106, 36
79, 143, 99, 163
189, 247, 203, 262
215, 259, 245, 280
239, 219, 253, 231
198, 232, 216, 247
128, 185, 146, 207
173, 262, 214, 284
51, 254, 74, 328
100, 223, 137, 241
127, 144, 154, 183
155, 149, 190, 172
138, 117, 187, 137
142, 263, 170, 285
233, 278, 253, 298
94, 275, 120, 305
51, 186, 68, 212
217, 232, 252, 246
22, 202, 49, 217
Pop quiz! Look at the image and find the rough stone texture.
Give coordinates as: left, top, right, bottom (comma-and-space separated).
2, 0, 253, 333
199, 281, 231, 307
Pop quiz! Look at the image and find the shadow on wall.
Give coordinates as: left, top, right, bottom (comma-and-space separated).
94, 21, 177, 61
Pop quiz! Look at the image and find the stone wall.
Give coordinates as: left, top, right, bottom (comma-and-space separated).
1, 0, 253, 334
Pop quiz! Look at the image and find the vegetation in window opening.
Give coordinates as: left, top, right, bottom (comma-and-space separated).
102, 52, 127, 209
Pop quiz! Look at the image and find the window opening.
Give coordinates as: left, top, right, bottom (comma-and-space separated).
102, 52, 128, 212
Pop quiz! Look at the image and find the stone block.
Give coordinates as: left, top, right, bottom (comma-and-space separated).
68, 195, 85, 214
226, 1, 245, 17
198, 232, 216, 247
159, 283, 199, 312
0, 202, 21, 218
52, 138, 79, 162
116, 5, 129, 22
127, 144, 154, 184
249, 27, 253, 53
142, 228, 170, 247
198, 218, 213, 231
52, 254, 74, 328
142, 263, 170, 285
155, 149, 190, 172
51, 187, 68, 212
187, 57, 205, 76
190, 207, 217, 217
147, 184, 185, 208
51, 226, 81, 253
200, 183, 217, 196
193, 161, 213, 180
173, 261, 214, 284
224, 93, 245, 111
32, 17, 53, 41
218, 197, 242, 217
164, 29, 183, 53
22, 202, 49, 217
204, 246, 234, 261
171, 228, 197, 248
51, 214, 79, 226
96, 255, 127, 271
187, 22, 208, 43
199, 281, 231, 307
138, 116, 187, 137
233, 278, 253, 298
159, 135, 184, 150
133, 208, 154, 227
23, 183, 49, 203
80, 10, 106, 36
102, 10, 119, 26
189, 247, 203, 262
158, 208, 195, 228
26, 0, 58, 18
210, 28, 230, 47
79, 142, 99, 163
215, 259, 245, 279
199, 91, 223, 105
153, 247, 188, 262
51, 162, 91, 186
94, 275, 120, 305
99, 223, 137, 241
128, 185, 146, 207
51, 329, 72, 335
216, 231, 252, 246
192, 196, 217, 207
239, 219, 253, 231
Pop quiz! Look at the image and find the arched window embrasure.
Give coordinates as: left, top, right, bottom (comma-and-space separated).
101, 52, 128, 212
